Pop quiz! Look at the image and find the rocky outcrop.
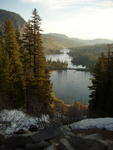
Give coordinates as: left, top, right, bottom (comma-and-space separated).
107, 143, 113, 150
0, 125, 113, 150
0, 9, 25, 30
29, 125, 38, 132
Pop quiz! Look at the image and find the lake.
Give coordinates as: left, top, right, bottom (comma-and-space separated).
46, 49, 92, 104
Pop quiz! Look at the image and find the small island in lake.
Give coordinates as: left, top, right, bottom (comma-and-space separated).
48, 59, 68, 70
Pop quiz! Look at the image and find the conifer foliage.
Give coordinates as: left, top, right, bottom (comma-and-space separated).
22, 9, 53, 115
0, 9, 53, 115
0, 20, 24, 109
89, 44, 113, 117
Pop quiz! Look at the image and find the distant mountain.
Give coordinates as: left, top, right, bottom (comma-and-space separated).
46, 33, 69, 39
0, 9, 113, 51
42, 33, 84, 51
69, 44, 109, 69
42, 33, 113, 51
0, 9, 25, 30
70, 38, 113, 46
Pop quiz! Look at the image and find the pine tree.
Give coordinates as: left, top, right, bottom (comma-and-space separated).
0, 22, 9, 109
22, 9, 53, 116
88, 45, 113, 117
22, 20, 34, 81
103, 46, 113, 116
3, 20, 24, 109
88, 53, 106, 117
0, 34, 4, 83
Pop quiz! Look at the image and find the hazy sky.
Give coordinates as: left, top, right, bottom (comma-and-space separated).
1, 0, 113, 39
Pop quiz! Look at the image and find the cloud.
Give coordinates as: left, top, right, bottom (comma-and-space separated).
20, 0, 113, 11
19, 0, 113, 39
42, 2, 113, 39
21, 0, 41, 2
20, 0, 96, 9
93, 1, 113, 8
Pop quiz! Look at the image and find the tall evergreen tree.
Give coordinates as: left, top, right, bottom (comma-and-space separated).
0, 33, 4, 83
89, 45, 113, 117
22, 9, 53, 116
3, 20, 24, 109
0, 22, 8, 109
22, 20, 34, 81
4, 21, 23, 81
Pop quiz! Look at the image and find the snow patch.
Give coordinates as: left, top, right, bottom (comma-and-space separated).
70, 118, 113, 131
0, 110, 49, 135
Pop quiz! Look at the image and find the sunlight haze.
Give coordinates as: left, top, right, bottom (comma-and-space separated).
1, 0, 113, 39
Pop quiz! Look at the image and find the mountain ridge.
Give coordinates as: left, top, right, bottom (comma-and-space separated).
0, 9, 25, 30
42, 33, 113, 51
0, 9, 113, 50
44, 33, 113, 46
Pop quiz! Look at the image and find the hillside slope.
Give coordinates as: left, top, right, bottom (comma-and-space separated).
0, 9, 113, 51
42, 33, 113, 52
0, 9, 25, 30
42, 33, 84, 51
69, 44, 108, 68
71, 38, 113, 46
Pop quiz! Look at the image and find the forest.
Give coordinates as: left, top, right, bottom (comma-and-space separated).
0, 8, 113, 124
1, 0, 113, 148
69, 44, 108, 69
89, 45, 113, 117
0, 9, 53, 116
48, 59, 68, 70
0, 9, 88, 126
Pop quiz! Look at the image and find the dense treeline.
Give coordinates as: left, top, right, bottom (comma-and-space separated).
42, 33, 83, 53
48, 59, 68, 70
69, 44, 108, 69
0, 20, 24, 109
0, 9, 53, 116
89, 45, 113, 117
51, 100, 88, 125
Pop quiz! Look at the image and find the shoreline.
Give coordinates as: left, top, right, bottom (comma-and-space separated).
49, 67, 90, 72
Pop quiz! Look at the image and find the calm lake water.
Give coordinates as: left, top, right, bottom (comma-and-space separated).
46, 49, 92, 104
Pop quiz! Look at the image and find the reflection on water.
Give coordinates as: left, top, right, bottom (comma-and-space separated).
50, 70, 92, 104
46, 49, 91, 104
47, 49, 85, 68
